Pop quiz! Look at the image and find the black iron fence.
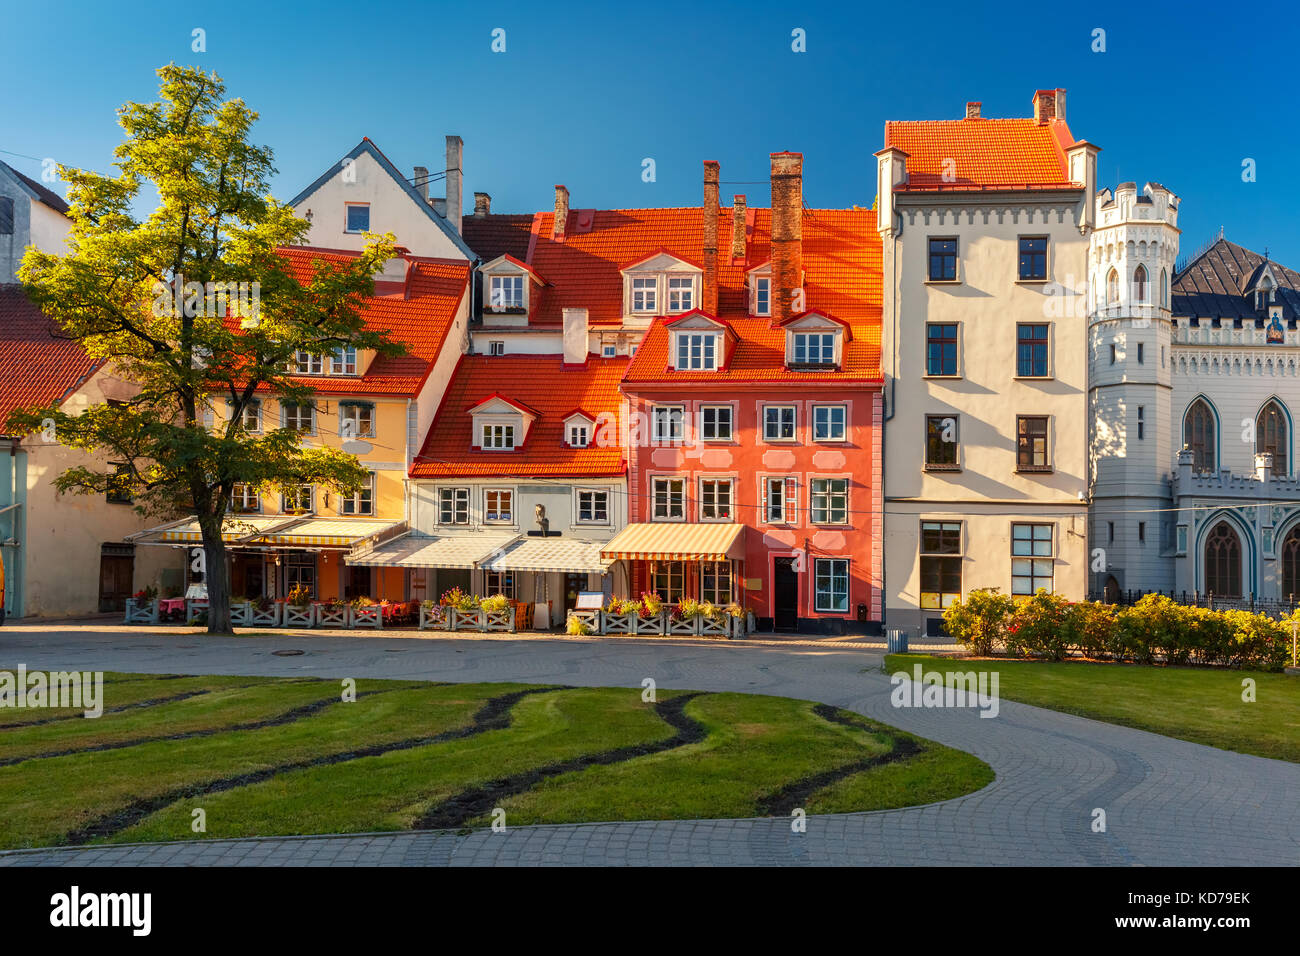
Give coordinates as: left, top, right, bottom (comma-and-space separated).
1087, 588, 1299, 620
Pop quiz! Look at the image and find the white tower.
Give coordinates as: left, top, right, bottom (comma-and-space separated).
1088, 182, 1180, 598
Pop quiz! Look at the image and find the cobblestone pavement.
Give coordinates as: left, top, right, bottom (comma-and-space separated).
0, 623, 1296, 866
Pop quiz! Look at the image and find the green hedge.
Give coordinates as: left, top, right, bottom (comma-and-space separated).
941, 589, 1294, 671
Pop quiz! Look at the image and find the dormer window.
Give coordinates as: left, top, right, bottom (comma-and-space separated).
782, 312, 849, 369
754, 277, 771, 316
295, 351, 325, 375
490, 275, 525, 310
469, 394, 537, 452
344, 203, 370, 234
676, 332, 719, 370
792, 332, 835, 365
632, 277, 657, 313
564, 411, 596, 447
569, 424, 589, 447
482, 424, 516, 449
621, 252, 703, 318
332, 347, 357, 375
668, 277, 694, 312
479, 255, 543, 318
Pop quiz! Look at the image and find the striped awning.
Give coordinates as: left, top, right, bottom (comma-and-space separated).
141, 515, 401, 549
485, 537, 611, 574
346, 532, 516, 569
259, 518, 399, 547
152, 515, 289, 544
600, 523, 746, 562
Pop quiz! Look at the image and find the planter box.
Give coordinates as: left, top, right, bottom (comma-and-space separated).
481, 607, 515, 632
186, 599, 209, 623
350, 604, 383, 629
229, 602, 252, 627
249, 602, 281, 627
635, 612, 667, 635
730, 614, 750, 639
124, 598, 159, 625
315, 604, 349, 628
603, 611, 635, 634
419, 604, 450, 630
666, 614, 698, 636
282, 604, 316, 627
699, 614, 730, 637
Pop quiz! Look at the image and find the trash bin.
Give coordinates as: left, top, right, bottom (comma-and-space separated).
856, 603, 868, 624
885, 627, 909, 654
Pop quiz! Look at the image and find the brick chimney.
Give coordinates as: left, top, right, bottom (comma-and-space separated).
770, 152, 803, 324
445, 135, 463, 233
702, 161, 720, 314
965, 101, 981, 120
1032, 89, 1057, 125
474, 192, 491, 217
414, 166, 429, 203
552, 185, 569, 240
731, 195, 747, 259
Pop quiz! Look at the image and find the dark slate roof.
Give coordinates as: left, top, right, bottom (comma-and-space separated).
0, 160, 70, 215
1171, 238, 1300, 321
460, 213, 533, 262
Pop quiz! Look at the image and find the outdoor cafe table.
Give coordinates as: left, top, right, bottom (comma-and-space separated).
158, 597, 187, 621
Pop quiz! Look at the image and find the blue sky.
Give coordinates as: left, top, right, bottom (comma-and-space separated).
3, 0, 1297, 265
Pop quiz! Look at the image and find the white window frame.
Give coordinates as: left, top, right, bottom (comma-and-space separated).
762, 475, 798, 524
700, 405, 733, 442
809, 477, 849, 525
792, 332, 836, 365
576, 488, 610, 524
294, 351, 325, 375
812, 404, 847, 442
489, 274, 525, 311
484, 488, 514, 523
344, 202, 370, 234
699, 477, 734, 521
240, 400, 262, 433
763, 405, 797, 442
813, 558, 850, 613
489, 340, 505, 356
651, 477, 686, 521
568, 423, 590, 448
282, 483, 314, 514
1011, 523, 1055, 595
667, 276, 694, 313
230, 482, 261, 513
674, 332, 718, 371
481, 422, 517, 450
339, 472, 375, 516
699, 560, 733, 605
753, 276, 771, 316
631, 277, 658, 313
339, 402, 375, 439
602, 343, 617, 358
282, 402, 316, 435
331, 347, 357, 375
438, 487, 470, 525
652, 405, 685, 443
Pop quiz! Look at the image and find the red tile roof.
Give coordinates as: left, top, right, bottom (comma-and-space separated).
411, 354, 629, 478
884, 117, 1077, 191
268, 246, 470, 397
0, 287, 100, 434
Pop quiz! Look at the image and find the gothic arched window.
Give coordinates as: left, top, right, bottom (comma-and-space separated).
1184, 399, 1216, 473
1133, 264, 1148, 303
1160, 268, 1169, 308
1204, 522, 1242, 598
1106, 268, 1119, 305
1257, 400, 1288, 477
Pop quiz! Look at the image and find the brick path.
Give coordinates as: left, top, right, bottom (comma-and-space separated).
0, 623, 1296, 866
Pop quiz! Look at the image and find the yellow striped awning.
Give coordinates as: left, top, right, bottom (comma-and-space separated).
259, 518, 399, 547
600, 523, 746, 562
485, 538, 611, 574
146, 515, 401, 549
156, 516, 287, 544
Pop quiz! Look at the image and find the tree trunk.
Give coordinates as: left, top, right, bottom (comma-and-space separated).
200, 522, 233, 635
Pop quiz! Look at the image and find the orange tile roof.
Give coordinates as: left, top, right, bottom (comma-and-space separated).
266, 246, 470, 397
410, 354, 629, 478
0, 287, 101, 434
884, 117, 1076, 191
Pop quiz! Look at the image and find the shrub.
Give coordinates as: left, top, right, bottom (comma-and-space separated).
1070, 600, 1118, 659
1223, 610, 1288, 671
565, 614, 593, 636
640, 592, 664, 617
286, 584, 312, 608
440, 586, 470, 608
1116, 594, 1188, 664
725, 602, 745, 619
942, 588, 1016, 655
674, 598, 702, 620
481, 593, 510, 614
1009, 590, 1076, 661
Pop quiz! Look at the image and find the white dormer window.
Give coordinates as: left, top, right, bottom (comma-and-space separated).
569, 424, 589, 447
490, 275, 525, 310
482, 424, 516, 449
632, 277, 657, 313
754, 277, 771, 316
783, 313, 847, 369
295, 351, 325, 375
563, 412, 596, 447
332, 347, 357, 375
676, 332, 718, 370
792, 333, 835, 365
668, 277, 694, 312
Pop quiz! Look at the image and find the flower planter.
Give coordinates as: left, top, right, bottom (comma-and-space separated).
186, 599, 209, 623
699, 614, 730, 637
315, 603, 349, 628
124, 598, 159, 625
481, 607, 515, 632
730, 614, 750, 639
282, 603, 316, 627
419, 604, 450, 630
636, 612, 667, 635
350, 604, 383, 629
603, 611, 635, 635
229, 602, 252, 627
666, 614, 698, 636
249, 602, 281, 627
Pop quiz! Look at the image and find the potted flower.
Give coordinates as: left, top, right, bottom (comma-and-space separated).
480, 593, 514, 631
125, 585, 160, 625
283, 584, 316, 627
698, 600, 729, 637
349, 594, 382, 629
419, 598, 449, 630
315, 596, 349, 628
725, 602, 747, 637
229, 593, 253, 626
669, 597, 702, 635
248, 594, 281, 626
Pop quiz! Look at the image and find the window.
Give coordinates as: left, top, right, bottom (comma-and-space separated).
651, 561, 685, 603
652, 405, 684, 443
700, 561, 733, 605
763, 405, 796, 441
701, 406, 733, 441
106, 464, 133, 504
489, 274, 524, 310
631, 277, 657, 312
489, 340, 505, 356
285, 553, 316, 598
652, 477, 685, 520
568, 423, 589, 447
667, 277, 694, 312
813, 405, 846, 441
438, 487, 470, 525
339, 402, 375, 439
925, 415, 959, 469
332, 347, 357, 375
926, 323, 958, 376
1133, 264, 1148, 303
283, 484, 313, 514
1108, 521, 1115, 543
1018, 237, 1048, 280
810, 478, 848, 524
814, 558, 849, 612
482, 423, 516, 449
1184, 399, 1216, 473
0, 197, 13, 235
1137, 405, 1145, 441
1106, 268, 1119, 305
344, 203, 370, 233
920, 521, 962, 609
1016, 416, 1050, 471
1136, 342, 1145, 364
792, 333, 835, 366
1109, 343, 1117, 365
754, 277, 771, 316
485, 489, 513, 522
283, 402, 315, 433
1011, 523, 1053, 595
1138, 521, 1146, 543
577, 489, 609, 523
240, 400, 262, 432
1016, 324, 1049, 377
929, 238, 958, 281
1160, 268, 1169, 309
231, 482, 260, 513
1257, 400, 1289, 476
294, 351, 324, 375
485, 571, 515, 599
764, 476, 796, 523
340, 473, 374, 515
676, 333, 718, 370
700, 479, 733, 520
1204, 522, 1242, 598
602, 343, 616, 358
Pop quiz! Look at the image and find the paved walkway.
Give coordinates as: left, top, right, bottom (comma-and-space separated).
0, 623, 1297, 866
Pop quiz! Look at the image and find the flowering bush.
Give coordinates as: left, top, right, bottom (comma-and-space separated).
640, 592, 664, 617
481, 593, 510, 614
673, 598, 702, 620
566, 614, 594, 636
942, 588, 1016, 656
1007, 590, 1076, 661
132, 585, 159, 603
725, 602, 746, 619
1071, 600, 1118, 659
286, 584, 312, 608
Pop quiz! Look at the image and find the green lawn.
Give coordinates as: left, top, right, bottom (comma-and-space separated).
0, 671, 991, 849
886, 653, 1300, 763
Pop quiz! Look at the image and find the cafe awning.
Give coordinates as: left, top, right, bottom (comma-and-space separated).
600, 523, 746, 562
132, 515, 402, 549
484, 537, 611, 574
345, 531, 517, 569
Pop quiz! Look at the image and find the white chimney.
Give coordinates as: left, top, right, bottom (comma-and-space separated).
445, 135, 463, 234
413, 166, 429, 203
562, 308, 588, 366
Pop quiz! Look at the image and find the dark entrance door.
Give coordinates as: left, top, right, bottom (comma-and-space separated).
563, 573, 586, 614
773, 557, 798, 632
438, 568, 471, 601
99, 554, 134, 612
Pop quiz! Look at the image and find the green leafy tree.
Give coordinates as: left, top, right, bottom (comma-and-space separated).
7, 65, 402, 633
